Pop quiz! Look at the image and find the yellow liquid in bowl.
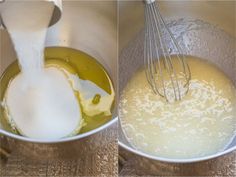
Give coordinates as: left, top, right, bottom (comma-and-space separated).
120, 56, 236, 159
0, 47, 115, 136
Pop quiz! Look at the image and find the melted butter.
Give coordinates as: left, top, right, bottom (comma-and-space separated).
120, 55, 236, 159
0, 47, 115, 135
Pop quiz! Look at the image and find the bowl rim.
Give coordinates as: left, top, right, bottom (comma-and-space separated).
118, 139, 236, 163
0, 117, 118, 144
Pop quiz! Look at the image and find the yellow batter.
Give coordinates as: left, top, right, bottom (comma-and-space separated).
120, 56, 236, 159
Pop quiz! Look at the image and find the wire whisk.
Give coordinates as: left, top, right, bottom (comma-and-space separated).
144, 0, 191, 102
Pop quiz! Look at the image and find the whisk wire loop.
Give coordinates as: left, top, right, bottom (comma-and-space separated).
144, 1, 191, 102
150, 3, 181, 100
156, 4, 191, 88
147, 4, 166, 97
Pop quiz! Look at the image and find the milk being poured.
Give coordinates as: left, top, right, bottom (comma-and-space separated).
1, 2, 82, 139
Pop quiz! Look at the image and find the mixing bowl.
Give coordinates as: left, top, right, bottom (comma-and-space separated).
0, 1, 117, 159
119, 0, 236, 165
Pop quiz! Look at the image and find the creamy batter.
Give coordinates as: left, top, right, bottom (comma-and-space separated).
120, 56, 236, 159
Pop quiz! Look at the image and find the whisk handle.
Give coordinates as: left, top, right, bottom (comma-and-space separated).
144, 0, 156, 4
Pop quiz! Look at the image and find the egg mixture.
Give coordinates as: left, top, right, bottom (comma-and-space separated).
120, 56, 236, 159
